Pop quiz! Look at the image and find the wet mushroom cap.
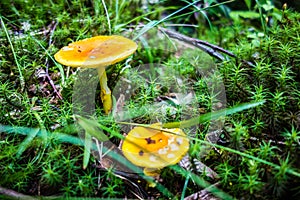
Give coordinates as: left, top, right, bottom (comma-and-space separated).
122, 124, 189, 169
54, 35, 137, 68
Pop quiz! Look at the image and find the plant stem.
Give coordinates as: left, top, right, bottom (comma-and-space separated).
97, 67, 112, 114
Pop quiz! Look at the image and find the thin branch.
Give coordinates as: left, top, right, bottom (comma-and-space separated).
159, 27, 225, 61
184, 182, 221, 200
44, 21, 63, 100
45, 73, 63, 100
0, 186, 38, 200
159, 27, 255, 67
48, 20, 58, 48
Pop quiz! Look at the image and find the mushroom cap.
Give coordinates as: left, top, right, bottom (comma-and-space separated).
54, 35, 137, 68
122, 124, 189, 169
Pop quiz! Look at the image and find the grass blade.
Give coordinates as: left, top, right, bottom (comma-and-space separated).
75, 115, 109, 141
101, 0, 111, 35
133, 0, 201, 40
0, 16, 25, 91
163, 100, 266, 128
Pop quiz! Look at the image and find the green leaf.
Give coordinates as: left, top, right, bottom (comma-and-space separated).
262, 1, 274, 12
75, 115, 110, 169
16, 128, 39, 158
83, 133, 92, 169
229, 11, 260, 21
244, 0, 252, 10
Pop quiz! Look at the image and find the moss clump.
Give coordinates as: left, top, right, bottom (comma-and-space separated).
213, 10, 300, 199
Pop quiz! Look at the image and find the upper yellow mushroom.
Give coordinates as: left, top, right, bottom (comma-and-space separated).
54, 35, 138, 68
54, 35, 137, 114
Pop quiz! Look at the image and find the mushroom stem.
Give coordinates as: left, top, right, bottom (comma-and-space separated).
97, 67, 112, 114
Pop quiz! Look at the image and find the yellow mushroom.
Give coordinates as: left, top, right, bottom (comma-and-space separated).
54, 35, 137, 114
121, 123, 189, 176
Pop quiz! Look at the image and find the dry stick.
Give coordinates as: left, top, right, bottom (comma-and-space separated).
44, 21, 63, 100
184, 182, 221, 200
0, 186, 38, 200
159, 27, 255, 67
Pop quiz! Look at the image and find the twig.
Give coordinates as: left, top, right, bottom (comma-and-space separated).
179, 155, 219, 179
44, 21, 62, 100
160, 27, 225, 61
35, 67, 63, 100
249, 136, 291, 146
159, 27, 255, 67
47, 20, 58, 48
184, 182, 221, 200
0, 186, 38, 200
45, 73, 63, 100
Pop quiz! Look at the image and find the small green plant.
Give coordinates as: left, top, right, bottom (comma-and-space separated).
42, 163, 63, 186
282, 126, 300, 153
257, 141, 278, 161
216, 161, 237, 186
267, 155, 291, 197
100, 167, 125, 197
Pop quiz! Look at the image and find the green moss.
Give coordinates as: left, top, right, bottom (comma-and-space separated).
0, 1, 300, 199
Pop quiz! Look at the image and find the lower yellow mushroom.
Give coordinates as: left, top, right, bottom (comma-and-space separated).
121, 123, 189, 177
